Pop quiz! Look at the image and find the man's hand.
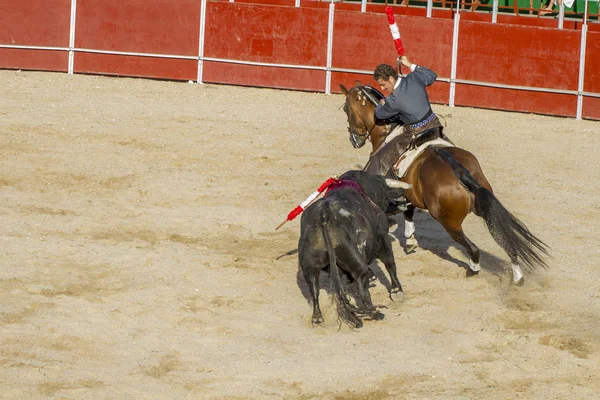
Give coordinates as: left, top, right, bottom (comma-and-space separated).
399, 55, 413, 69
379, 99, 386, 105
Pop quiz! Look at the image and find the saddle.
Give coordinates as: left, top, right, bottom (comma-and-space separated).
394, 138, 454, 178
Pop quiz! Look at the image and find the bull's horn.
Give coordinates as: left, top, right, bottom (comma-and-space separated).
386, 179, 411, 189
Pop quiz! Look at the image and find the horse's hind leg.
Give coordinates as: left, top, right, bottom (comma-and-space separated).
403, 204, 417, 253
444, 226, 481, 277
302, 267, 324, 324
505, 249, 525, 286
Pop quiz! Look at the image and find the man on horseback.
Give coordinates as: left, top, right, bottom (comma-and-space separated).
365, 55, 450, 178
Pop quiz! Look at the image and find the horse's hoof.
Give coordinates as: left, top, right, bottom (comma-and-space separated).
389, 289, 405, 303
513, 277, 525, 287
466, 269, 480, 277
312, 315, 324, 324
405, 244, 417, 254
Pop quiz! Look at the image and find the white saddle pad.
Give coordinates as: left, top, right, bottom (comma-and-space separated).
394, 138, 454, 178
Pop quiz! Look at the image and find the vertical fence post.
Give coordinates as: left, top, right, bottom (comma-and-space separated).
427, 0, 433, 18
449, 4, 460, 107
558, 4, 564, 29
492, 0, 498, 23
296, 0, 301, 7
361, 0, 367, 13
198, 0, 207, 84
68, 0, 77, 74
326, 2, 335, 94
576, 1, 589, 120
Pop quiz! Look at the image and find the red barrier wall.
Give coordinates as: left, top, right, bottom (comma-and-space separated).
0, 0, 598, 119
0, 0, 71, 71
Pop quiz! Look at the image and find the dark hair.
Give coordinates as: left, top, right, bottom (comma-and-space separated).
373, 64, 398, 81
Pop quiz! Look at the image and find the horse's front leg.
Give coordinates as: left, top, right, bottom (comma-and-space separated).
403, 204, 417, 253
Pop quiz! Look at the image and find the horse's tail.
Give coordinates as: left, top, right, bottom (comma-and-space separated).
320, 202, 362, 329
434, 148, 550, 273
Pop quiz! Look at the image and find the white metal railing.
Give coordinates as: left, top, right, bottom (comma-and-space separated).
0, 0, 597, 120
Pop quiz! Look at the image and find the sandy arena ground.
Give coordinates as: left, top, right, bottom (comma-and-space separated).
0, 70, 599, 399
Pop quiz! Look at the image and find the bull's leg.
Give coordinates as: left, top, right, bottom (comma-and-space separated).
444, 226, 481, 277
378, 240, 404, 303
403, 204, 418, 253
356, 274, 384, 321
302, 267, 324, 324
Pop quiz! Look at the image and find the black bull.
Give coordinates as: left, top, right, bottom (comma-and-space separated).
298, 170, 410, 328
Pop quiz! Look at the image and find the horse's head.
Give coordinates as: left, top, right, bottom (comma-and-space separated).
340, 82, 386, 149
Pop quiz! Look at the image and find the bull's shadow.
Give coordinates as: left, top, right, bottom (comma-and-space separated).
388, 208, 511, 277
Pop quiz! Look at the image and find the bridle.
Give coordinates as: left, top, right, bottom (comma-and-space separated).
344, 86, 388, 149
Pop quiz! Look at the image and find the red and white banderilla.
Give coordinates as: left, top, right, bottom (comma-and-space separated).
385, 6, 406, 73
275, 176, 339, 230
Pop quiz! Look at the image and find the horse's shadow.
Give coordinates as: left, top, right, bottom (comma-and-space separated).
389, 208, 510, 278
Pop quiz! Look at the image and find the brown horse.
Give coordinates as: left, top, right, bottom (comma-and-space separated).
340, 83, 549, 285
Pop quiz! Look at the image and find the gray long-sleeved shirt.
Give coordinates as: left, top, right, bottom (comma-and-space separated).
374, 65, 437, 125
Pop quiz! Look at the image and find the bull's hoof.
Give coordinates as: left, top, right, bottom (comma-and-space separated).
354, 320, 363, 329
312, 314, 324, 324
372, 311, 385, 321
368, 270, 377, 282
466, 268, 480, 277
389, 289, 405, 303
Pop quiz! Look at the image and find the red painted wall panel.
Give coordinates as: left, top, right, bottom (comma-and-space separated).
0, 0, 71, 47
584, 31, 600, 94
74, 53, 197, 81
582, 96, 600, 120
455, 84, 577, 117
332, 12, 453, 75
204, 3, 329, 66
75, 0, 199, 55
203, 61, 326, 91
457, 21, 580, 91
583, 31, 600, 119
0, 49, 68, 72
332, 11, 452, 104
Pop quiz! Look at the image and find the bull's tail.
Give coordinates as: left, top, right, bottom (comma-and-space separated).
320, 202, 363, 329
434, 148, 550, 273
